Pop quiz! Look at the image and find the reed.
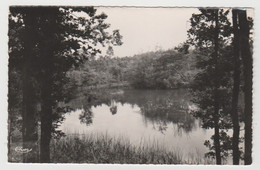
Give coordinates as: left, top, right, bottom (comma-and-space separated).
50, 133, 184, 164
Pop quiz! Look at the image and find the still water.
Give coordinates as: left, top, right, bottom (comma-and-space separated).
58, 89, 213, 160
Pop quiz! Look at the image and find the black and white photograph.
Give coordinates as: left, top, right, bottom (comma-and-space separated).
1, 1, 259, 168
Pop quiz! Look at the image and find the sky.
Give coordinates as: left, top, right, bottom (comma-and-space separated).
95, 7, 199, 57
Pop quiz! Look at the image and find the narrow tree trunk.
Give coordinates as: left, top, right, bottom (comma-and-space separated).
39, 46, 54, 163
22, 65, 38, 163
213, 9, 222, 165
38, 9, 58, 163
238, 10, 253, 165
214, 105, 221, 164
40, 71, 53, 163
231, 9, 241, 165
21, 13, 38, 163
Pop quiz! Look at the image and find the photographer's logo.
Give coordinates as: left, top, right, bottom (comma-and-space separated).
15, 146, 32, 153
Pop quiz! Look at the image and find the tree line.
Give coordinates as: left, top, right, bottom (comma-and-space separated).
66, 49, 198, 90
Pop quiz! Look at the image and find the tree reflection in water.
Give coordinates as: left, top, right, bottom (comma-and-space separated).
65, 88, 197, 135
109, 100, 118, 115
123, 89, 197, 135
79, 108, 93, 126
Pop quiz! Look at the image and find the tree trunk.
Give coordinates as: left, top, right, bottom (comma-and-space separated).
38, 8, 58, 163
238, 10, 253, 165
213, 9, 222, 165
231, 9, 241, 165
39, 46, 54, 163
21, 13, 38, 163
22, 65, 38, 163
40, 74, 52, 163
214, 106, 221, 164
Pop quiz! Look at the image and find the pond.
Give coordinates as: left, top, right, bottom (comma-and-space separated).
58, 89, 214, 161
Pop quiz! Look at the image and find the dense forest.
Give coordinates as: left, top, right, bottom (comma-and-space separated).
8, 7, 253, 165
66, 49, 198, 91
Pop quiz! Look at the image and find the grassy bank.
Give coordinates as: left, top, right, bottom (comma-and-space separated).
50, 134, 184, 164
9, 133, 215, 164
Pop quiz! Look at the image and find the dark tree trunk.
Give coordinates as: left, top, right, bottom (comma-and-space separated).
21, 13, 38, 163
238, 10, 253, 165
22, 65, 38, 163
231, 9, 241, 165
40, 73, 53, 163
213, 9, 221, 165
39, 36, 54, 163
214, 106, 221, 164
38, 9, 58, 162
39, 43, 54, 163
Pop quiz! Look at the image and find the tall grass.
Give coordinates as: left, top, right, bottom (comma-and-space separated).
50, 133, 184, 164
9, 132, 215, 164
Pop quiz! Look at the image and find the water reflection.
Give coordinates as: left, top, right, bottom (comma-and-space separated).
67, 89, 198, 134
131, 90, 197, 134
79, 108, 93, 126
77, 90, 196, 133
59, 89, 211, 159
109, 100, 118, 115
